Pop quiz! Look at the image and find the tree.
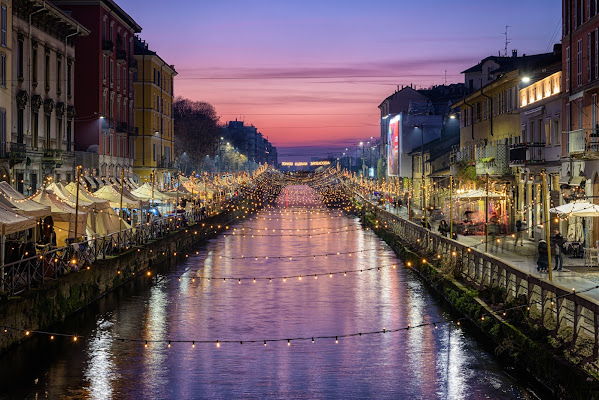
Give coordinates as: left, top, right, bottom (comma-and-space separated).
174, 97, 220, 174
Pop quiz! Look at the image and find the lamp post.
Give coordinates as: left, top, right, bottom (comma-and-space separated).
415, 123, 427, 228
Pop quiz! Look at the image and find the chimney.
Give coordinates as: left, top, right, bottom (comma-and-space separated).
512, 49, 517, 58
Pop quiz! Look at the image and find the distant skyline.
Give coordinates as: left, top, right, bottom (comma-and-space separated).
120, 0, 561, 158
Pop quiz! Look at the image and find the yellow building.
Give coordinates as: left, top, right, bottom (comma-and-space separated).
133, 36, 176, 189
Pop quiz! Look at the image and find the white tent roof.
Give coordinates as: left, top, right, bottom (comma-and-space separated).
94, 184, 147, 209
550, 201, 599, 217
46, 183, 95, 211
0, 182, 51, 218
64, 183, 111, 210
131, 183, 174, 202
455, 189, 506, 201
0, 201, 36, 235
31, 189, 87, 226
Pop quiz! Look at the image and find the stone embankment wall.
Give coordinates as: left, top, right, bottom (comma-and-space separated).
359, 202, 599, 400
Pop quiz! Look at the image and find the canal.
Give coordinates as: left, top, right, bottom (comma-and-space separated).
0, 185, 534, 399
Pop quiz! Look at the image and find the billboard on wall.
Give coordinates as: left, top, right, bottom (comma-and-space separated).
387, 115, 400, 176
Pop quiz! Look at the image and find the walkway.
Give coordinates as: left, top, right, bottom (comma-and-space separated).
376, 202, 599, 303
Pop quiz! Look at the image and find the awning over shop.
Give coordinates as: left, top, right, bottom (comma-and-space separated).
455, 189, 506, 201
550, 201, 599, 217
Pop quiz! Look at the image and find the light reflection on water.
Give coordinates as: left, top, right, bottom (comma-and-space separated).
0, 185, 531, 399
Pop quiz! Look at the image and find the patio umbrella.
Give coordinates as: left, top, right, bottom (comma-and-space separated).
455, 189, 505, 201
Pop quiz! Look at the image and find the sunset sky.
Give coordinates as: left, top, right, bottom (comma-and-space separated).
121, 0, 561, 159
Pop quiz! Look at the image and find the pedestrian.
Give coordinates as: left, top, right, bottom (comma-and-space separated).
514, 219, 524, 247
537, 239, 549, 272
552, 229, 565, 271
439, 220, 449, 237
489, 213, 499, 252
421, 216, 431, 230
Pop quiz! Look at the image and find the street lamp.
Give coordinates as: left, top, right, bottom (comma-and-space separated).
414, 123, 427, 227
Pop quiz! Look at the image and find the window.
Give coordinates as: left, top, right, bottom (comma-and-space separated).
566, 46, 571, 91
109, 96, 113, 119
153, 143, 156, 161
117, 98, 120, 122
57, 58, 62, 94
589, 33, 592, 83
67, 62, 72, 96
594, 93, 598, 131
554, 117, 561, 145
45, 115, 50, 149
17, 109, 23, 144
0, 108, 5, 157
102, 91, 106, 116
578, 39, 583, 87
1, 4, 6, 47
109, 59, 113, 85
0, 53, 5, 87
545, 119, 551, 145
32, 112, 38, 149
17, 37, 23, 79
578, 98, 584, 129
57, 118, 62, 145
66, 120, 72, 151
44, 51, 50, 91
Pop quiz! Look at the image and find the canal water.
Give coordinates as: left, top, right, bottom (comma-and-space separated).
0, 185, 534, 399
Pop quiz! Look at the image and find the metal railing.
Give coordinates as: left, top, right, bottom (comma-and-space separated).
359, 194, 599, 361
568, 129, 586, 153
0, 209, 207, 296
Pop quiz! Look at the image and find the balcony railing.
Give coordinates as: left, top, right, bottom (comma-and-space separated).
128, 58, 137, 72
116, 50, 127, 65
42, 149, 63, 168
509, 142, 545, 166
475, 144, 509, 176
102, 40, 114, 55
9, 142, 26, 164
568, 129, 586, 154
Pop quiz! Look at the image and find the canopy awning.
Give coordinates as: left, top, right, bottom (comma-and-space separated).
0, 181, 51, 218
550, 201, 599, 216
455, 189, 506, 201
94, 184, 147, 209
0, 202, 36, 235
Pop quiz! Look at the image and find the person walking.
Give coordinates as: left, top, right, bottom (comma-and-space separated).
514, 219, 524, 247
489, 213, 499, 252
552, 229, 565, 271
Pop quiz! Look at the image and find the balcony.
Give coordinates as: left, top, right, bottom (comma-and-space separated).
128, 58, 137, 72
116, 121, 127, 132
102, 40, 114, 55
566, 128, 599, 159
9, 142, 26, 164
116, 50, 127, 65
509, 142, 545, 167
475, 144, 509, 176
42, 149, 63, 168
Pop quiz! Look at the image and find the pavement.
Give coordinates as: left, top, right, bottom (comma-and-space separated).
375, 202, 599, 303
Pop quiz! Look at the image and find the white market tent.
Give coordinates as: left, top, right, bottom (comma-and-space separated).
94, 184, 147, 209
0, 181, 51, 218
64, 183, 129, 235
0, 202, 37, 266
455, 189, 506, 201
132, 183, 176, 202
549, 201, 599, 217
31, 189, 87, 246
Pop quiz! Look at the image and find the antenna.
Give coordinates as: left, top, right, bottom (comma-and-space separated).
503, 25, 511, 57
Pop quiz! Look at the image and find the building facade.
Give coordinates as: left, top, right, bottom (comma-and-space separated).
54, 0, 141, 180
12, 0, 88, 194
133, 36, 176, 189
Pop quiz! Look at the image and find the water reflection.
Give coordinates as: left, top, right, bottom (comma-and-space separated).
0, 185, 530, 399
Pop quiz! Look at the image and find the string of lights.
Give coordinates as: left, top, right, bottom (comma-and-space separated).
6, 281, 598, 348
213, 247, 385, 260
